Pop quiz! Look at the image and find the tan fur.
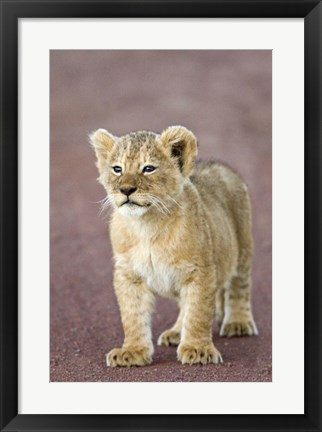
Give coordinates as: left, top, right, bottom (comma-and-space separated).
90, 126, 258, 367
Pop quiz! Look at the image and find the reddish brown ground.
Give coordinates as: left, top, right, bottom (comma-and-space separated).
50, 50, 272, 382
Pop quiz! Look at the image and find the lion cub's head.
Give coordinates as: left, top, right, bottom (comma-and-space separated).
90, 126, 198, 217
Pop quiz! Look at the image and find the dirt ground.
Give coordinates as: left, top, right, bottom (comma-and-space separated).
50, 50, 272, 382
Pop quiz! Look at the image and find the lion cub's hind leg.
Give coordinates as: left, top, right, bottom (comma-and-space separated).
215, 287, 225, 327
157, 301, 184, 347
219, 265, 258, 337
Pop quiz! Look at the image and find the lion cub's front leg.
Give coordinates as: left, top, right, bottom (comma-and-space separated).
106, 269, 155, 367
177, 274, 223, 365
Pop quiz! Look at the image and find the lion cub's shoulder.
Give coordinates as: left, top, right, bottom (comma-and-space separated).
190, 160, 248, 199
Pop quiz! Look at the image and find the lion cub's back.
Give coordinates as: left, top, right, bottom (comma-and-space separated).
190, 160, 252, 229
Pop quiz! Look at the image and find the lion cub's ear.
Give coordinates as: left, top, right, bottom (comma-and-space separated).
89, 128, 116, 174
160, 126, 198, 176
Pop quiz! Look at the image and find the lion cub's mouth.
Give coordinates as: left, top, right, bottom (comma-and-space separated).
121, 199, 148, 208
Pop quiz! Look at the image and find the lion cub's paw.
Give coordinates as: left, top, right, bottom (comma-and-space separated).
106, 347, 152, 367
177, 343, 223, 365
220, 315, 258, 337
157, 329, 181, 346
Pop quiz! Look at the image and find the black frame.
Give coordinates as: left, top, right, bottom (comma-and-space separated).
0, 1, 321, 431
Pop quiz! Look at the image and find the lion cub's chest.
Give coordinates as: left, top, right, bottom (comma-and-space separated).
130, 243, 179, 297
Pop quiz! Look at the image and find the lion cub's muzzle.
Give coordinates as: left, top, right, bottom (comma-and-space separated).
120, 187, 137, 197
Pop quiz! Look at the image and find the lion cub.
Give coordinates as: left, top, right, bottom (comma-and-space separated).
90, 126, 258, 367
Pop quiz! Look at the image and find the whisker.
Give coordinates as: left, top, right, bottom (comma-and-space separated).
149, 196, 168, 215
166, 194, 183, 209
148, 196, 166, 215
97, 195, 114, 217
153, 196, 171, 214
149, 194, 171, 214
89, 196, 110, 205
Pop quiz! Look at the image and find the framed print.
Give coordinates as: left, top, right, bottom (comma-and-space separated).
0, 1, 321, 431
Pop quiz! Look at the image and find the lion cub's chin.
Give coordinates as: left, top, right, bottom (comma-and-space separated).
117, 202, 149, 218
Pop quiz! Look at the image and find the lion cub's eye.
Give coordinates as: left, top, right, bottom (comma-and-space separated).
143, 165, 156, 174
112, 166, 122, 175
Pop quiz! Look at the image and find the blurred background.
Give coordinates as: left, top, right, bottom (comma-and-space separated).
50, 50, 272, 382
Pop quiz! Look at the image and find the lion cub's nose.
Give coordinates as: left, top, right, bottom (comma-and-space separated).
120, 187, 137, 197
